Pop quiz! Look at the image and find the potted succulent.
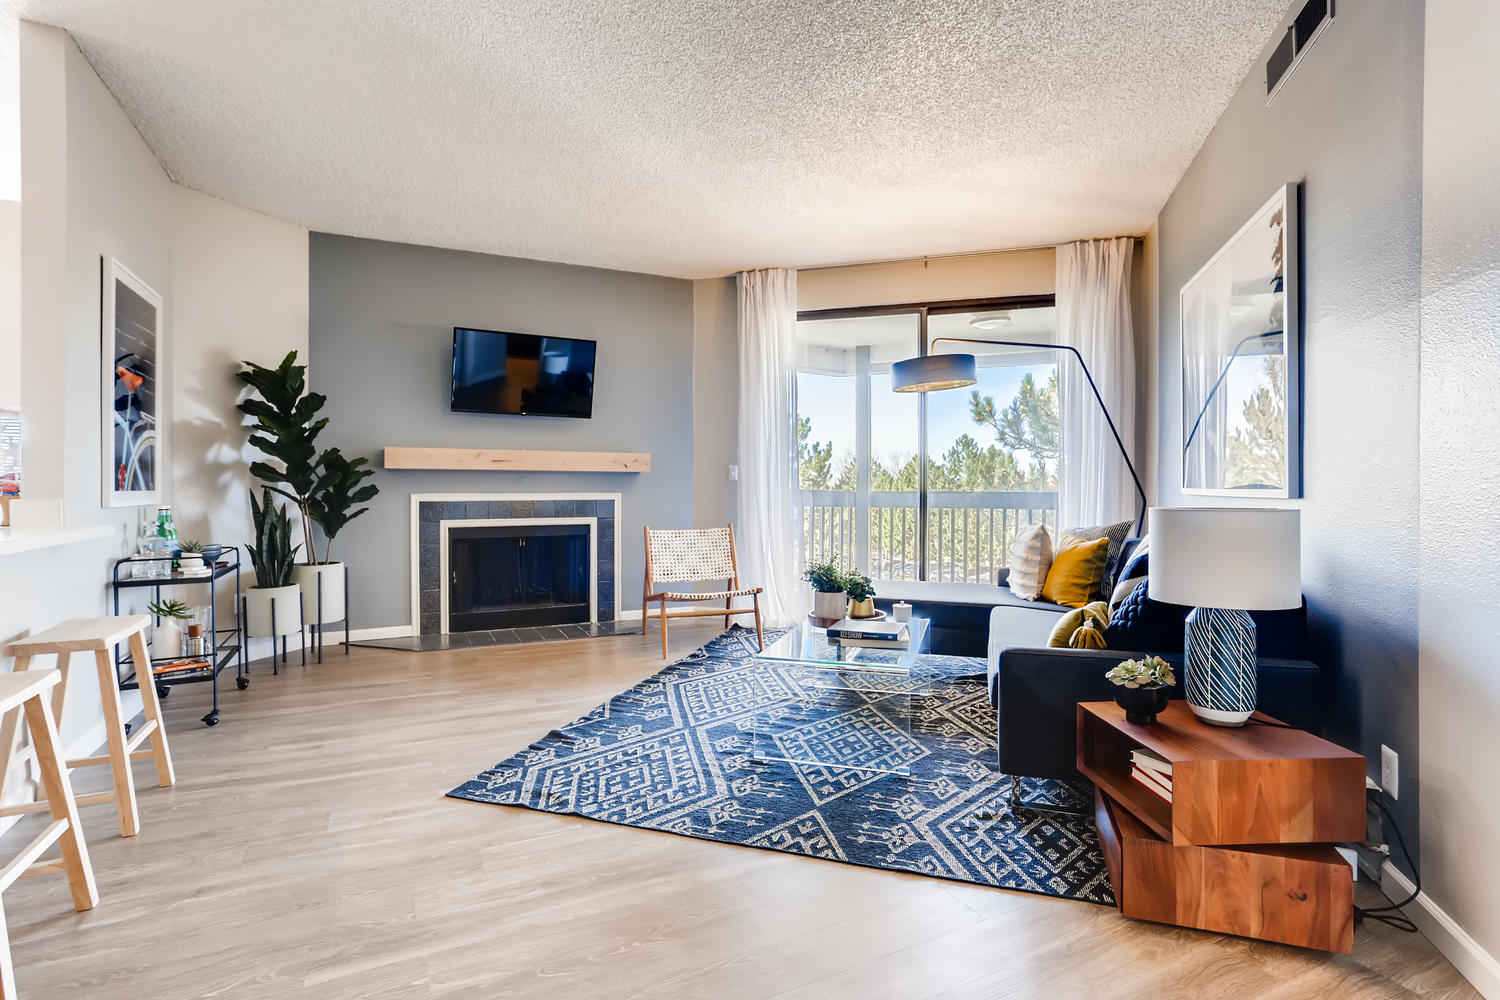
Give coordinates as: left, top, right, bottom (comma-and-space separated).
238, 352, 379, 629
147, 598, 192, 659
844, 571, 878, 619
1106, 656, 1176, 725
244, 487, 303, 638
803, 561, 848, 621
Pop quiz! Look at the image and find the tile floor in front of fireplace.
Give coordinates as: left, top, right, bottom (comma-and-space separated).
349, 619, 642, 652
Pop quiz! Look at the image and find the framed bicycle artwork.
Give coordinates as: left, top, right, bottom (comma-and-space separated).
101, 257, 165, 508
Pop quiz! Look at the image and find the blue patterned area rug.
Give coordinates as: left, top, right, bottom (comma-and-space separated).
448, 626, 1114, 905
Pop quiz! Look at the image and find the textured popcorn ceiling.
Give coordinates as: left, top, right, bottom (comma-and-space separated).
0, 1, 1288, 277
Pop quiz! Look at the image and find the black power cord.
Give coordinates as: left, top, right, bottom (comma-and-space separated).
1354, 796, 1420, 934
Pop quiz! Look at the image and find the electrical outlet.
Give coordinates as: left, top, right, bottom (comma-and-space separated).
727, 465, 739, 481
1381, 745, 1399, 800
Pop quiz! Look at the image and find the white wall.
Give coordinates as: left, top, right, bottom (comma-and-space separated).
170, 185, 309, 549
1417, 1, 1500, 994
1, 24, 308, 786
0, 199, 18, 413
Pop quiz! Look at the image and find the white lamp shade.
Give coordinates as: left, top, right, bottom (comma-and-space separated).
1148, 507, 1301, 610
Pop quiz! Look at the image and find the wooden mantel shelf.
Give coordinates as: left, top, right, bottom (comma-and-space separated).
383, 446, 650, 473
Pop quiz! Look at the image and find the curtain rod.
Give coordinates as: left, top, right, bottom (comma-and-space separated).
796, 235, 1146, 274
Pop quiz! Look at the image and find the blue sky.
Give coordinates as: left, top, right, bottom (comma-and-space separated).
798, 363, 1055, 471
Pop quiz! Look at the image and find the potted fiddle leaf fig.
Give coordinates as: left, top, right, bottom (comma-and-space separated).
803, 561, 848, 621
239, 351, 380, 630
294, 448, 379, 624
244, 487, 303, 639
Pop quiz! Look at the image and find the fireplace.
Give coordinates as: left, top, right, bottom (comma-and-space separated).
412, 494, 619, 636
447, 522, 591, 631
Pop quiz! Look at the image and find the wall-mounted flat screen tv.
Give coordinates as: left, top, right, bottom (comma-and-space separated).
450, 327, 597, 419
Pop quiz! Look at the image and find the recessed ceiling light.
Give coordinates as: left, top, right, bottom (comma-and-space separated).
970, 312, 1014, 330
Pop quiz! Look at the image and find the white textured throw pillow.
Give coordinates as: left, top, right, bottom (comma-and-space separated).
1007, 523, 1054, 601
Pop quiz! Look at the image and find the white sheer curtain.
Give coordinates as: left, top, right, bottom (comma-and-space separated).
736, 268, 807, 625
1056, 237, 1138, 529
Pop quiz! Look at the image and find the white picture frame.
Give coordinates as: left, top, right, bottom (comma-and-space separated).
101, 258, 166, 508
1179, 183, 1301, 498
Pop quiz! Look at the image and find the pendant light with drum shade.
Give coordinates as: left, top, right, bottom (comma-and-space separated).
1148, 507, 1302, 727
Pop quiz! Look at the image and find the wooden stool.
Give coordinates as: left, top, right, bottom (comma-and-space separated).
0, 670, 99, 998
0, 617, 175, 838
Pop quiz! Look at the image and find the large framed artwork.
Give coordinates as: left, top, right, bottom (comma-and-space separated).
102, 258, 165, 508
1180, 183, 1301, 498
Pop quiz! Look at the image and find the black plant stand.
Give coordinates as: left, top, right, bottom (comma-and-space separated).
241, 592, 307, 676
110, 547, 248, 727
309, 564, 350, 664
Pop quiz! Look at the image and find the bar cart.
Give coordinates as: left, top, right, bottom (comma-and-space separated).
110, 546, 248, 727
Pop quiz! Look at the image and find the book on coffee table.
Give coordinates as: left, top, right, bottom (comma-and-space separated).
827, 619, 909, 643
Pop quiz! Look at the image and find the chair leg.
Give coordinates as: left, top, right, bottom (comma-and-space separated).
659, 600, 669, 658
0, 657, 29, 805
0, 895, 13, 1000
23, 692, 97, 912
129, 629, 176, 788
724, 596, 732, 631
92, 649, 140, 838
753, 595, 764, 651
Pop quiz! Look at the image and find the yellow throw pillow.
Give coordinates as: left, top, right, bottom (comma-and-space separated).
1042, 535, 1111, 608
1046, 600, 1110, 647
1070, 624, 1107, 649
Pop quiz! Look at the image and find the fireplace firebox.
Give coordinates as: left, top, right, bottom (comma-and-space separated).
447, 523, 591, 631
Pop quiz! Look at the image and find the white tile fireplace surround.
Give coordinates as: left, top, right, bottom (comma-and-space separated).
408, 493, 622, 635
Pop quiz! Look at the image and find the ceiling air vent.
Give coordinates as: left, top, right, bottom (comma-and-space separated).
1266, 0, 1333, 103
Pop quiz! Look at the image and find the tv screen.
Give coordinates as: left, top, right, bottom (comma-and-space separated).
450, 327, 596, 419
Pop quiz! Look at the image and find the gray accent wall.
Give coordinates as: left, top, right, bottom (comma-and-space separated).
308, 234, 695, 629
1155, 0, 1423, 872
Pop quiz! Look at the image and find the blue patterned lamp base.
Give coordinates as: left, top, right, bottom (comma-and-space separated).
1184, 607, 1257, 727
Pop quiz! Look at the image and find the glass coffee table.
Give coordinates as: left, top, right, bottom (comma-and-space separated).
750, 617, 931, 778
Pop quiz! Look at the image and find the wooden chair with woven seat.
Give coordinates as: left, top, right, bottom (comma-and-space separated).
642, 525, 763, 657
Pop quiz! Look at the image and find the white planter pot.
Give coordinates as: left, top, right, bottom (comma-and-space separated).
153, 620, 184, 660
245, 584, 304, 637
293, 563, 346, 624
812, 590, 847, 620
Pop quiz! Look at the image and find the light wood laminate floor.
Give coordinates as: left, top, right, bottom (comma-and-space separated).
2, 623, 1479, 999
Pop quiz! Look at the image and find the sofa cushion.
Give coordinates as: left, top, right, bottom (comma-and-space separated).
1065, 519, 1133, 585
1042, 535, 1110, 607
1006, 523, 1053, 600
1104, 578, 1311, 659
1047, 601, 1109, 647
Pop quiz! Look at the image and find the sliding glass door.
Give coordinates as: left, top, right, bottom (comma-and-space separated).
796, 298, 1057, 585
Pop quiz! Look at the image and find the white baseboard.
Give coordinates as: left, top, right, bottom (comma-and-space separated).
615, 610, 643, 623
1383, 861, 1500, 998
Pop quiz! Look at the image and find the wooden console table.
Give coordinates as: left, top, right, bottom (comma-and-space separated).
1078, 700, 1365, 953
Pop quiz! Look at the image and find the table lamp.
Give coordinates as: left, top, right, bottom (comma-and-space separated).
1148, 507, 1301, 727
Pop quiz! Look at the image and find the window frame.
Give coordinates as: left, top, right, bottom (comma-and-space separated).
795, 293, 1057, 582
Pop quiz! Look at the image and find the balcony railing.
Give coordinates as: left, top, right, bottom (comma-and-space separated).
800, 489, 1057, 585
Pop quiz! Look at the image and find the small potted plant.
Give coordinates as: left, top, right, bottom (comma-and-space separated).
244, 487, 304, 640
147, 598, 193, 659
844, 571, 878, 619
803, 561, 847, 621
176, 539, 208, 575
1106, 656, 1176, 725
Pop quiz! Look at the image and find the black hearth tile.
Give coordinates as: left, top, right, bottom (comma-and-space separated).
465, 501, 489, 519
419, 521, 439, 545
419, 503, 441, 523
442, 502, 466, 519
512, 627, 548, 644
414, 635, 448, 651
490, 629, 523, 645
557, 623, 590, 639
